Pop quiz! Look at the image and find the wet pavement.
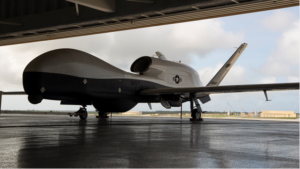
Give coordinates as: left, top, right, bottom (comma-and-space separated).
0, 114, 298, 168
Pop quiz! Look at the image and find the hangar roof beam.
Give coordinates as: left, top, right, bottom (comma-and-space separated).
0, 20, 23, 26
66, 0, 115, 13
127, 0, 154, 3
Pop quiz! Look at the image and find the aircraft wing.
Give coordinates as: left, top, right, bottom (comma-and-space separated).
1, 91, 26, 95
139, 83, 299, 95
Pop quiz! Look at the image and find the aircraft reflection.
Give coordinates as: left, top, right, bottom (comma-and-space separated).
14, 117, 299, 168
16, 118, 214, 168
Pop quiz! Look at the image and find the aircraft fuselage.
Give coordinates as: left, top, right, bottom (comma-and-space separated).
23, 49, 202, 112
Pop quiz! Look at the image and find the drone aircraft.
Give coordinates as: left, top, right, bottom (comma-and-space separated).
1, 43, 299, 120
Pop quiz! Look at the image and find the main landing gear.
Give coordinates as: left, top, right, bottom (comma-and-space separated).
190, 94, 204, 121
68, 106, 88, 120
97, 111, 109, 119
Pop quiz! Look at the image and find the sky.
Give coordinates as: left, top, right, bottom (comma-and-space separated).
0, 7, 299, 113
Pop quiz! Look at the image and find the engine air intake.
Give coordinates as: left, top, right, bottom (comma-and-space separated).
130, 56, 152, 73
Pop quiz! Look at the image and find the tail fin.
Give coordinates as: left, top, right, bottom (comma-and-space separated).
206, 43, 248, 87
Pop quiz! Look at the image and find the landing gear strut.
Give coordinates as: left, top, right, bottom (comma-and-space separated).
190, 94, 203, 121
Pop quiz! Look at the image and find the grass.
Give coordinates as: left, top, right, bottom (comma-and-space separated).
202, 115, 229, 118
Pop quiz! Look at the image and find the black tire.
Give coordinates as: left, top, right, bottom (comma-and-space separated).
79, 111, 88, 120
191, 108, 197, 118
98, 111, 108, 118
192, 108, 202, 121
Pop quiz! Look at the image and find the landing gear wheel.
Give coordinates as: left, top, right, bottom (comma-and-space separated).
98, 111, 108, 118
75, 107, 87, 120
79, 110, 88, 120
192, 108, 203, 121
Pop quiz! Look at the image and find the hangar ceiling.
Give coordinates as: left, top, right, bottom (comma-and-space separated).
0, 0, 298, 46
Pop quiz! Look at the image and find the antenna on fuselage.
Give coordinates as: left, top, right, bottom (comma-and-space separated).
155, 51, 167, 60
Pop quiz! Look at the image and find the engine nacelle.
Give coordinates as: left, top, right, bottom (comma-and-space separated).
130, 56, 203, 87
130, 56, 164, 76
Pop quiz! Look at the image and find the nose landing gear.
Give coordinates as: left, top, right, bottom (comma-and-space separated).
68, 106, 88, 120
79, 107, 88, 120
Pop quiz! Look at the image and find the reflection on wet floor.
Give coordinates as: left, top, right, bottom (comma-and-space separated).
0, 115, 298, 168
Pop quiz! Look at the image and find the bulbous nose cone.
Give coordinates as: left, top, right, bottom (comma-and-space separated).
24, 48, 124, 79
24, 49, 90, 76
23, 48, 125, 104
23, 49, 87, 97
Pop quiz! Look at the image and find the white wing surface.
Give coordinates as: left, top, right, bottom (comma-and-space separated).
139, 83, 299, 95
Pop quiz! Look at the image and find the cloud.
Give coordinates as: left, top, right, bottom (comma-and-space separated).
260, 21, 299, 79
260, 10, 297, 31
170, 20, 244, 57
287, 76, 299, 82
259, 77, 277, 84
0, 48, 32, 90
101, 19, 244, 69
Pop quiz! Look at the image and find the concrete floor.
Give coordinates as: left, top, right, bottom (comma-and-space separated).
0, 114, 298, 168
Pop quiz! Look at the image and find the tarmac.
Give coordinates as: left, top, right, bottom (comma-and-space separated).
0, 114, 298, 168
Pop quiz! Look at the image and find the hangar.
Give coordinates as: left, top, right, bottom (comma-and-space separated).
260, 110, 297, 118
0, 0, 299, 46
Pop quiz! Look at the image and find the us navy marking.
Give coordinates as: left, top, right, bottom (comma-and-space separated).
173, 75, 182, 84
